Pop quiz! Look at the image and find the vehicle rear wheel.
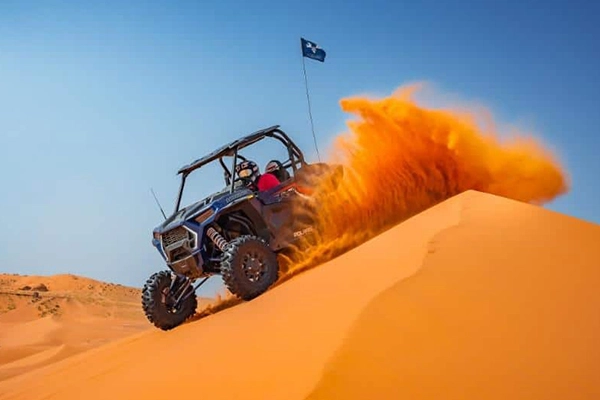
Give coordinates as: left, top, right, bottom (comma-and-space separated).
220, 235, 279, 300
141, 271, 197, 330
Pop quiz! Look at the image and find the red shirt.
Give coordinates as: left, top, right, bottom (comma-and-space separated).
257, 173, 280, 191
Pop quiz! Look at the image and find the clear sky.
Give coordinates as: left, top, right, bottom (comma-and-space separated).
1, 0, 598, 295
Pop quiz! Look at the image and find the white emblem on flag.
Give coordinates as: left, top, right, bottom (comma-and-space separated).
305, 41, 320, 53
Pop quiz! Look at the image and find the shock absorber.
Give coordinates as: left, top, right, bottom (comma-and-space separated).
206, 227, 229, 251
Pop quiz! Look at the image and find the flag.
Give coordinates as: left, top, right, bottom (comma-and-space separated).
301, 37, 326, 62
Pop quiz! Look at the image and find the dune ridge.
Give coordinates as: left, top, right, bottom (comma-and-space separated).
305, 191, 600, 400
0, 190, 598, 400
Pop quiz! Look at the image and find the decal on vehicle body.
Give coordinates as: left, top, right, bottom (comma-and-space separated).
293, 226, 314, 238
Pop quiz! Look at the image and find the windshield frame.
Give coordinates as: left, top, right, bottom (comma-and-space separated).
173, 127, 307, 213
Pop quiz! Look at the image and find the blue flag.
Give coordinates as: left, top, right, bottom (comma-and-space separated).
301, 38, 326, 62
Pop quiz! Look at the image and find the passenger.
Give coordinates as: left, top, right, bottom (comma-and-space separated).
264, 160, 290, 182
265, 160, 315, 196
235, 160, 280, 192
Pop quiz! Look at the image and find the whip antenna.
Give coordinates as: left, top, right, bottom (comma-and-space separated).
151, 188, 167, 220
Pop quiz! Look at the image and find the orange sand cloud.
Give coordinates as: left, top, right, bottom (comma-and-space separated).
0, 191, 599, 400
285, 83, 570, 273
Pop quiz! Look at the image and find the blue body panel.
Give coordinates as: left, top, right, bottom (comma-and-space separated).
152, 185, 259, 276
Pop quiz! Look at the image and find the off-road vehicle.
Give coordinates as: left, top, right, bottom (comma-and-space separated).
141, 125, 343, 330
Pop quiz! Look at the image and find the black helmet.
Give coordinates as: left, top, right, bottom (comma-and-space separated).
265, 160, 282, 174
235, 160, 259, 183
265, 159, 290, 181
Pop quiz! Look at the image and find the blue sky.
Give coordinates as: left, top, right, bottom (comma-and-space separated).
1, 0, 598, 295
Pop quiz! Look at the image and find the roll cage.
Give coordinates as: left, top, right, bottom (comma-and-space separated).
174, 125, 308, 213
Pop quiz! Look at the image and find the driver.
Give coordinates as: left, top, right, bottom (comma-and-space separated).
235, 160, 280, 191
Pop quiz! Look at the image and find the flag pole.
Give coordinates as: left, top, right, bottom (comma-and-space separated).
301, 47, 321, 162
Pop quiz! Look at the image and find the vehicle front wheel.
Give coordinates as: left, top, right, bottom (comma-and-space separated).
141, 270, 197, 330
220, 235, 279, 300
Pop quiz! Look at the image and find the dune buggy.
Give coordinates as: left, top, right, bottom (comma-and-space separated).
142, 125, 343, 330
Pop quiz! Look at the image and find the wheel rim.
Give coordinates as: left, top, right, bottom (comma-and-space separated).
160, 285, 187, 314
160, 286, 175, 312
242, 250, 266, 282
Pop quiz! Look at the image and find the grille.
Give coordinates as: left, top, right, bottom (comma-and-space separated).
161, 227, 189, 248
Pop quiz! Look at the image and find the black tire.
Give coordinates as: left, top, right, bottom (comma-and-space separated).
220, 235, 279, 300
141, 270, 197, 331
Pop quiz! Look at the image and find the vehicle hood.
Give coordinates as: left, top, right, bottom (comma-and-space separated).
153, 186, 253, 234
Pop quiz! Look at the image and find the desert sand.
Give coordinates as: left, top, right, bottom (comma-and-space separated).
1, 190, 599, 399
0, 274, 152, 382
0, 274, 218, 383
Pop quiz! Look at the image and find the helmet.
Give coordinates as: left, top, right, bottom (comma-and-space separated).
235, 160, 259, 182
265, 160, 282, 174
265, 159, 290, 181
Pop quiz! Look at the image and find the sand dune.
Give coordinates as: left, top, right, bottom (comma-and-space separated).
0, 274, 151, 381
1, 190, 599, 399
305, 191, 600, 399
0, 273, 218, 383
